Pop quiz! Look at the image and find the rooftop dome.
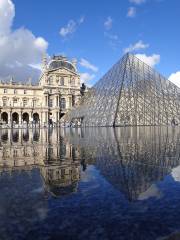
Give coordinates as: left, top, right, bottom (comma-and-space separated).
48, 55, 76, 72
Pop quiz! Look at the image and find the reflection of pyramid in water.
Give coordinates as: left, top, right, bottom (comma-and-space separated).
69, 53, 180, 126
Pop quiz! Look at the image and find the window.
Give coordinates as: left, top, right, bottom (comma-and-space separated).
13, 149, 18, 157
32, 99, 36, 107
72, 95, 75, 106
45, 96, 48, 106
4, 89, 7, 94
60, 98, 66, 109
13, 98, 17, 104
56, 75, 59, 84
56, 96, 59, 107
71, 78, 75, 86
49, 76, 53, 85
23, 99, 27, 107
60, 77, 64, 86
24, 90, 27, 94
49, 99, 53, 107
61, 168, 65, 177
2, 98, 7, 106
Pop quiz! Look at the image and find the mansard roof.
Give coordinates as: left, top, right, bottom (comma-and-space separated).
48, 55, 77, 73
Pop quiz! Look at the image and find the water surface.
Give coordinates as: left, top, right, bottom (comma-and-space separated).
0, 127, 180, 240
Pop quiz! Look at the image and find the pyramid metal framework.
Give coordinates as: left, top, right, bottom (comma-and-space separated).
67, 53, 180, 126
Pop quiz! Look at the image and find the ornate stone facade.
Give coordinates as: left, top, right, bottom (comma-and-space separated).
0, 55, 81, 127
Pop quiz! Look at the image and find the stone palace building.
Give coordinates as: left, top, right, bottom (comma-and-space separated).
0, 55, 81, 127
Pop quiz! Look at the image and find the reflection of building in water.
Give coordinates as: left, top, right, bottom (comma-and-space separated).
40, 130, 81, 196
0, 128, 81, 197
1, 127, 180, 200
40, 162, 80, 197
67, 127, 180, 201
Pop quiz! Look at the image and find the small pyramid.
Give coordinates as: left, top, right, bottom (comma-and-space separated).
69, 53, 180, 126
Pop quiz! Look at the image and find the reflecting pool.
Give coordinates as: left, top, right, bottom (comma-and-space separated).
1, 127, 180, 240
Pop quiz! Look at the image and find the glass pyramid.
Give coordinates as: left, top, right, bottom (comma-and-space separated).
67, 53, 180, 126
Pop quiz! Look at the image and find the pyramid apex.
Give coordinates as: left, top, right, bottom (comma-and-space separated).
122, 52, 135, 59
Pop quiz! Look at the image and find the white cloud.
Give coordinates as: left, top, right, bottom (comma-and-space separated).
29, 63, 41, 71
169, 71, 180, 88
79, 58, 98, 72
79, 16, 85, 24
34, 37, 48, 51
0, 0, 48, 83
80, 73, 95, 86
104, 16, 113, 30
135, 53, 160, 67
104, 32, 118, 41
124, 40, 149, 53
59, 20, 76, 37
0, 0, 15, 34
129, 0, 146, 5
127, 7, 136, 17
59, 17, 84, 38
104, 32, 120, 50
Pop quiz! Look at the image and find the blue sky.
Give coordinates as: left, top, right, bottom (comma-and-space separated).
1, 0, 180, 86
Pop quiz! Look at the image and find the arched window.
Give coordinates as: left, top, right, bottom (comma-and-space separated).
1, 112, 8, 123
60, 98, 66, 109
12, 112, 19, 124
33, 113, 40, 125
22, 112, 29, 123
60, 77, 64, 86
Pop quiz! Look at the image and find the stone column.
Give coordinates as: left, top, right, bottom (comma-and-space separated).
20, 110, 22, 126
44, 94, 49, 107
41, 111, 43, 127
56, 95, 58, 107
31, 110, 33, 128
9, 110, 12, 127
68, 96, 72, 109
56, 111, 59, 124
45, 112, 48, 124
